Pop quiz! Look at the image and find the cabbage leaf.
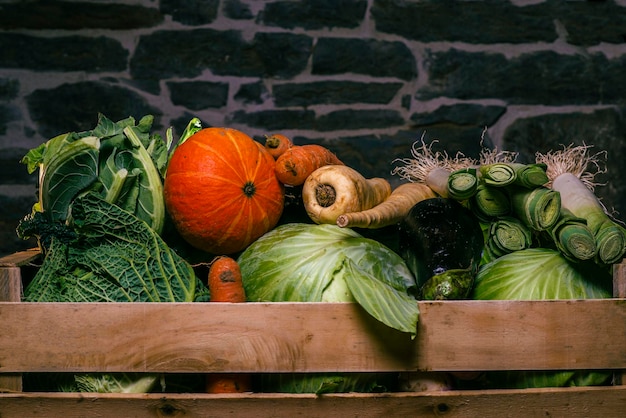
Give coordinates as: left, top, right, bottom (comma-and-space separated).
23, 193, 207, 303
471, 248, 612, 389
238, 223, 419, 336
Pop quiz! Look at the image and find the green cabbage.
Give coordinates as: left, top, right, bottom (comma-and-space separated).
471, 248, 612, 389
237, 223, 419, 394
238, 223, 419, 336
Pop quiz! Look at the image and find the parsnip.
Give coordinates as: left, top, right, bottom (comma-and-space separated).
302, 165, 391, 225
336, 182, 436, 228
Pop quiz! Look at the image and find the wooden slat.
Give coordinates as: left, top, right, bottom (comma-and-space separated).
0, 266, 23, 392
0, 299, 624, 374
0, 386, 625, 418
0, 248, 40, 267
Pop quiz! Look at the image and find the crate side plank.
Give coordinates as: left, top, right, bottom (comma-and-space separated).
1, 386, 625, 418
416, 299, 626, 371
0, 300, 624, 374
0, 266, 23, 392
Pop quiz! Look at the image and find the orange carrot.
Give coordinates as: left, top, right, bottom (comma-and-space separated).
264, 133, 293, 159
205, 256, 251, 393
274, 144, 343, 186
205, 373, 252, 393
207, 255, 246, 302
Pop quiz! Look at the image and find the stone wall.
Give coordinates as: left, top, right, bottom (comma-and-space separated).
1, 0, 625, 256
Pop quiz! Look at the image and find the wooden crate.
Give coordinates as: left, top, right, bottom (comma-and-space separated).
1, 249, 625, 417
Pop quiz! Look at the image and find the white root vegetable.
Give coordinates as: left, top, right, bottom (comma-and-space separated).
302, 165, 391, 225
536, 144, 626, 265
392, 139, 475, 197
336, 182, 436, 229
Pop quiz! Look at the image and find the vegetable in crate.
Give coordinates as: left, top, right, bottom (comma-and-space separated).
302, 165, 391, 225
164, 127, 284, 255
471, 248, 612, 389
536, 144, 626, 265
18, 114, 171, 247
398, 197, 484, 300
238, 222, 419, 393
22, 193, 209, 392
238, 223, 419, 335
274, 143, 343, 186
336, 182, 436, 229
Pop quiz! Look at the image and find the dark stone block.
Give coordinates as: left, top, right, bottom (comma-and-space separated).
224, 0, 255, 19
371, 0, 555, 43
161, 0, 219, 26
261, 0, 367, 29
557, 1, 626, 46
167, 81, 229, 110
0, 34, 127, 72
0, 148, 36, 184
229, 109, 316, 130
26, 81, 161, 139
234, 82, 269, 104
0, 104, 21, 135
0, 1, 163, 30
502, 108, 626, 218
273, 81, 403, 107
0, 78, 19, 100
315, 109, 405, 131
130, 30, 312, 80
419, 49, 626, 105
411, 104, 506, 127
312, 38, 416, 81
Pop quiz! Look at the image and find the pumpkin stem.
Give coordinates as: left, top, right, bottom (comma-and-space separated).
242, 181, 256, 197
315, 183, 336, 207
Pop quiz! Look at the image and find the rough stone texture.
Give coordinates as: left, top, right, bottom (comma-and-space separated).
261, 0, 367, 29
167, 81, 229, 110
160, 0, 219, 26
371, 0, 556, 43
26, 81, 162, 139
419, 49, 626, 105
312, 38, 417, 81
0, 148, 34, 185
273, 81, 403, 106
0, 1, 163, 30
1, 0, 626, 256
0, 34, 128, 72
130, 30, 312, 82
224, 0, 254, 20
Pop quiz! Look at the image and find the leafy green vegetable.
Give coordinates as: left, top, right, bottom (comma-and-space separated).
19, 114, 168, 244
471, 248, 612, 388
238, 223, 419, 336
255, 373, 395, 394
23, 193, 208, 303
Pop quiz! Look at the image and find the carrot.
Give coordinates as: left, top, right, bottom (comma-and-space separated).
205, 256, 251, 393
207, 255, 246, 302
336, 182, 436, 228
274, 144, 343, 186
302, 164, 391, 225
264, 133, 293, 159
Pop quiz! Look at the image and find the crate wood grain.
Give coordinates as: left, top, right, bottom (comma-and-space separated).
1, 250, 625, 417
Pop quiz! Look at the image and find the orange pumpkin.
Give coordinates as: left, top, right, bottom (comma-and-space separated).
164, 127, 284, 255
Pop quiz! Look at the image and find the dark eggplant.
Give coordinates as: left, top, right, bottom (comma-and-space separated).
398, 197, 484, 300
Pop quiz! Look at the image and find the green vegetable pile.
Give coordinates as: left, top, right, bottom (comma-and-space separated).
17, 114, 206, 393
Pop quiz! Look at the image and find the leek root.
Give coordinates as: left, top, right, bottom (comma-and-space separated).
392, 140, 475, 197
537, 144, 626, 265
